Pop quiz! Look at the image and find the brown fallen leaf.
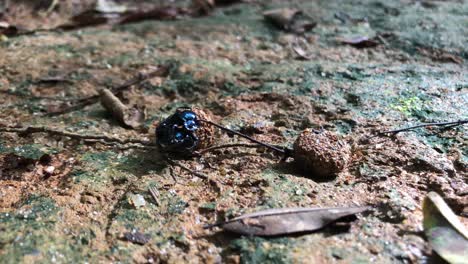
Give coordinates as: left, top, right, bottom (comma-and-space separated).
0, 21, 20, 37
57, 0, 127, 30
205, 206, 370, 236
417, 47, 463, 64
99, 88, 146, 129
292, 37, 312, 60
95, 0, 128, 14
57, 0, 183, 31
57, 10, 118, 30
338, 36, 379, 48
192, 0, 215, 15
263, 8, 316, 34
117, 6, 184, 25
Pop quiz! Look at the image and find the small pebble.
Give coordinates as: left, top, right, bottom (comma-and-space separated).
45, 166, 55, 174
124, 231, 150, 245
129, 194, 146, 208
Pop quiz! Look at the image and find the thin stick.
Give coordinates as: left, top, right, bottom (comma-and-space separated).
164, 156, 209, 180
199, 120, 292, 157
148, 186, 160, 206
378, 119, 468, 135
199, 143, 263, 154
0, 126, 153, 146
46, 66, 169, 116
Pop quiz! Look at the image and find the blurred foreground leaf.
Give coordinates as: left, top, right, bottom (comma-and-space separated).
423, 192, 468, 263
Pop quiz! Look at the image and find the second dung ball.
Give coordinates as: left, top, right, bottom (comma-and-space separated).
293, 129, 351, 178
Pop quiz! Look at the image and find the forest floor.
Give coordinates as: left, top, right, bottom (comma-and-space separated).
0, 0, 467, 263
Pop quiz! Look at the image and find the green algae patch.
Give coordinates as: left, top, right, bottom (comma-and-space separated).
259, 170, 308, 209
72, 149, 166, 192
0, 144, 57, 160
0, 195, 59, 263
390, 96, 426, 117
228, 237, 293, 264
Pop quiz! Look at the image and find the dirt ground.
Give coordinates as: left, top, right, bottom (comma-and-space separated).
0, 0, 467, 263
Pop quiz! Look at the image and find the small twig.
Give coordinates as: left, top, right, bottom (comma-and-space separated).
0, 126, 153, 146
148, 186, 160, 206
199, 119, 293, 157
164, 155, 222, 190
164, 156, 208, 180
116, 144, 159, 150
0, 90, 77, 102
377, 119, 468, 135
198, 143, 264, 154
45, 66, 169, 116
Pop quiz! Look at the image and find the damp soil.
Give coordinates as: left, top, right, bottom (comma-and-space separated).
0, 0, 467, 263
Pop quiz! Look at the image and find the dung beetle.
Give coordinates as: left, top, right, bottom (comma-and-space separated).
156, 108, 201, 154
156, 107, 292, 158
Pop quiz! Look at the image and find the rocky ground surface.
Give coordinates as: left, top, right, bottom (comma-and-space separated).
0, 0, 467, 263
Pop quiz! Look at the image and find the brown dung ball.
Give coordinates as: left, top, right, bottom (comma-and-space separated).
192, 108, 216, 150
293, 129, 351, 178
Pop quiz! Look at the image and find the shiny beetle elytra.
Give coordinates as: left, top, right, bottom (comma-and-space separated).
156, 108, 201, 154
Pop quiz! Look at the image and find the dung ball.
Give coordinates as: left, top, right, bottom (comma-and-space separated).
293, 129, 351, 178
192, 108, 216, 150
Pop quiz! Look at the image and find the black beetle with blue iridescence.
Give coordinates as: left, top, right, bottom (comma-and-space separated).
156, 108, 201, 154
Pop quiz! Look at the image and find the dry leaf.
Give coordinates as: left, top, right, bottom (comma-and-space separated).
338, 36, 379, 48
423, 192, 468, 263
95, 0, 127, 14
117, 6, 183, 25
0, 21, 20, 37
58, 4, 182, 30
206, 206, 370, 236
192, 0, 215, 14
417, 47, 463, 64
263, 8, 316, 34
292, 37, 312, 60
263, 8, 300, 29
99, 88, 145, 129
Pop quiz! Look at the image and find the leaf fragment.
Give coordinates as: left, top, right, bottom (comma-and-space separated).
123, 231, 150, 245
99, 88, 145, 129
206, 206, 370, 236
423, 192, 468, 264
263, 8, 316, 34
95, 0, 127, 14
338, 36, 379, 48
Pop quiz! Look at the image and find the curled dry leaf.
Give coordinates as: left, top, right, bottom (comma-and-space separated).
423, 192, 468, 263
117, 6, 183, 25
206, 206, 370, 236
292, 37, 312, 60
263, 8, 316, 34
192, 0, 215, 15
263, 8, 300, 29
338, 36, 379, 48
0, 21, 20, 37
95, 0, 128, 14
58, 3, 183, 31
99, 88, 145, 129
